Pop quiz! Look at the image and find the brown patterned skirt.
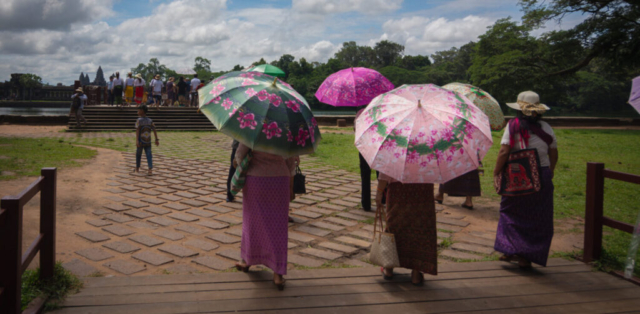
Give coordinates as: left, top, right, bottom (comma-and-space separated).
438, 169, 481, 197
385, 183, 437, 275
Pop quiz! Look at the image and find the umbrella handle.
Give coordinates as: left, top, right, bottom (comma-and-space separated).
272, 77, 278, 87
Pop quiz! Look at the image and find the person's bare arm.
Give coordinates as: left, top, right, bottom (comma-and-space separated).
493, 144, 511, 177
153, 124, 159, 146
135, 128, 141, 148
548, 148, 558, 176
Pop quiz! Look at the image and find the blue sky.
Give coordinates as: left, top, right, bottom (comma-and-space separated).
0, 0, 580, 84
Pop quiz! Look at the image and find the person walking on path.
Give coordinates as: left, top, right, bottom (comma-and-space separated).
190, 74, 201, 107
233, 142, 298, 290
355, 106, 377, 211
134, 74, 146, 104
150, 74, 164, 109
70, 87, 88, 127
493, 91, 558, 269
434, 168, 482, 210
107, 76, 114, 106
177, 76, 188, 106
124, 72, 135, 106
376, 173, 438, 286
134, 104, 159, 176
112, 72, 124, 107
166, 77, 176, 106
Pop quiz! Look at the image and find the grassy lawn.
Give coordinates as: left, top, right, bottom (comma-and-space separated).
314, 130, 640, 274
0, 138, 97, 180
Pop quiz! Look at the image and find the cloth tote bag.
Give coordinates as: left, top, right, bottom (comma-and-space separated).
369, 201, 400, 268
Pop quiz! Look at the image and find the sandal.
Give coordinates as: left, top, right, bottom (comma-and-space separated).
274, 277, 286, 291
435, 199, 443, 204
235, 263, 250, 273
499, 254, 514, 262
461, 204, 474, 210
411, 271, 424, 286
381, 267, 393, 280
518, 259, 532, 269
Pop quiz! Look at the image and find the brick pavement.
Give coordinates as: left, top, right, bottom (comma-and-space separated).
0, 130, 497, 276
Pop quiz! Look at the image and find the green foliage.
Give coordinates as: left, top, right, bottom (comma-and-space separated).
378, 66, 430, 87
21, 262, 82, 311
19, 73, 43, 89
131, 58, 169, 82
194, 56, 211, 73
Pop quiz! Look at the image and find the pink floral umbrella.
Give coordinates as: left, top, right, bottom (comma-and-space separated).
315, 67, 395, 107
355, 84, 493, 184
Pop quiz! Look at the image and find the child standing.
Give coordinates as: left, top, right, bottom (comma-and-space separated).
135, 105, 159, 175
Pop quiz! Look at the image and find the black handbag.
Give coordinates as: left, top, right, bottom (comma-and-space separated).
293, 166, 306, 194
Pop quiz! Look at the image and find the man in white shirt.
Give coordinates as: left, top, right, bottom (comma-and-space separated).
111, 72, 124, 106
190, 74, 201, 107
150, 74, 164, 108
70, 87, 88, 127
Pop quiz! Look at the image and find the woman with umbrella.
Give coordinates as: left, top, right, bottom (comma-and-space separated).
198, 72, 321, 290
357, 84, 492, 285
435, 83, 506, 210
315, 67, 394, 211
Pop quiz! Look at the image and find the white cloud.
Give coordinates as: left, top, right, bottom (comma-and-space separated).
0, 0, 114, 31
292, 40, 339, 62
379, 15, 495, 55
292, 0, 403, 15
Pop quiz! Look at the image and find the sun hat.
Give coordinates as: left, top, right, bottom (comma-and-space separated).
506, 91, 550, 116
135, 74, 142, 79
75, 87, 83, 93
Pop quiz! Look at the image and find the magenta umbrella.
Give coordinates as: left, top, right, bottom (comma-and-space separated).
315, 67, 395, 107
629, 76, 640, 115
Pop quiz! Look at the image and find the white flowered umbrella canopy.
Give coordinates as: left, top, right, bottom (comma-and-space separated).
355, 84, 493, 184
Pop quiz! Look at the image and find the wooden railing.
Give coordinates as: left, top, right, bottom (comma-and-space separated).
583, 162, 640, 284
0, 168, 57, 314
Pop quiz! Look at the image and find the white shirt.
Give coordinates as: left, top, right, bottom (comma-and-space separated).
134, 79, 146, 87
150, 79, 164, 93
125, 78, 135, 88
112, 78, 123, 89
190, 78, 201, 92
71, 93, 88, 109
501, 120, 558, 167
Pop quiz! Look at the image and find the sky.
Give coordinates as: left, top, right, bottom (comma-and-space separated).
0, 0, 583, 85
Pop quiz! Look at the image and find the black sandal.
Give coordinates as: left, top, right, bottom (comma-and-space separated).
411, 271, 424, 286
381, 267, 393, 280
274, 277, 286, 291
235, 263, 250, 272
435, 199, 443, 204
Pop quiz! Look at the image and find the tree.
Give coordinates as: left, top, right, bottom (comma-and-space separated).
427, 42, 476, 84
335, 41, 376, 67
19, 73, 42, 100
519, 0, 640, 76
232, 64, 245, 71
276, 54, 295, 78
374, 40, 405, 67
194, 57, 211, 72
132, 58, 169, 82
397, 55, 431, 70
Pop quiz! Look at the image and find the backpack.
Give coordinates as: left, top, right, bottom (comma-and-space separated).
71, 95, 82, 111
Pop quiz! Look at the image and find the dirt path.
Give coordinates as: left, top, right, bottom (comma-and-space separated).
2, 146, 120, 270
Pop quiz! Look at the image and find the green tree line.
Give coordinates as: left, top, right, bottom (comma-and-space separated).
129, 0, 640, 114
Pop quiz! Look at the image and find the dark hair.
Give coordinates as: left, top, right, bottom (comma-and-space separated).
179, 76, 184, 81
193, 74, 198, 78
138, 104, 148, 113
515, 112, 542, 131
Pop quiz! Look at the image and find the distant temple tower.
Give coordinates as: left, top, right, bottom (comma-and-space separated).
93, 66, 107, 86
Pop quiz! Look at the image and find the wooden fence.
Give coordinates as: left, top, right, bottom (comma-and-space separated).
583, 162, 640, 284
0, 168, 57, 314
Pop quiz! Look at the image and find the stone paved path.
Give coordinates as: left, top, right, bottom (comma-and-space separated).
0, 129, 498, 276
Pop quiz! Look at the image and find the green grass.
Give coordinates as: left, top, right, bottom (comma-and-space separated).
311, 129, 640, 275
21, 262, 82, 311
0, 138, 97, 180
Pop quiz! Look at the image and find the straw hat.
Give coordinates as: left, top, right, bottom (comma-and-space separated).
75, 87, 83, 93
135, 74, 142, 79
506, 91, 550, 116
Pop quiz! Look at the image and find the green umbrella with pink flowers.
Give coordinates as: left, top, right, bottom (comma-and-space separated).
198, 71, 321, 157
355, 84, 493, 184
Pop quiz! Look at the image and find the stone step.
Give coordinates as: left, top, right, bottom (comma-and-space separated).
439, 249, 484, 261
455, 234, 495, 248
451, 242, 494, 255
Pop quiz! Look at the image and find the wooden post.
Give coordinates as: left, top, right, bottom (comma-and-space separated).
39, 168, 57, 281
584, 162, 605, 263
0, 197, 23, 314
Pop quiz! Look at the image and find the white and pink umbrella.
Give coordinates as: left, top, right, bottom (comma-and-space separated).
355, 84, 493, 184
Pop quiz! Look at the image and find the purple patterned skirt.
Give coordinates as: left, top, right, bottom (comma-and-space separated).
241, 176, 290, 275
494, 167, 554, 266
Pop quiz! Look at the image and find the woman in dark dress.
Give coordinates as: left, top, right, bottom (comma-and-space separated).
177, 77, 188, 106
